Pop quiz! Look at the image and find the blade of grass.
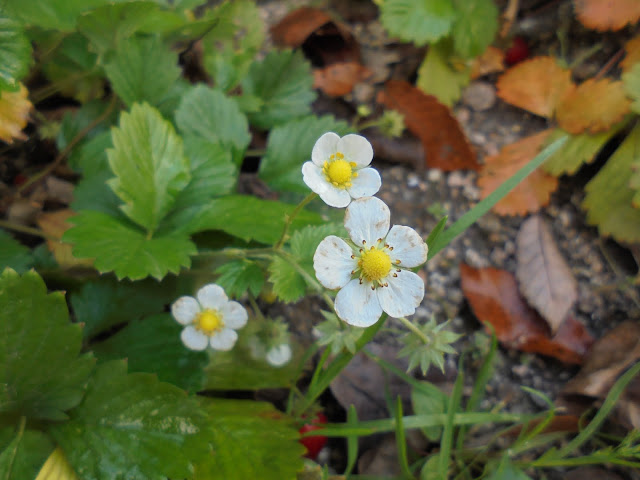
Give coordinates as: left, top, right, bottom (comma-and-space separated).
439, 355, 465, 478
345, 405, 359, 478
394, 397, 414, 479
426, 215, 448, 254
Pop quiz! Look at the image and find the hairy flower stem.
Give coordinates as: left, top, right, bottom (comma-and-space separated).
274, 192, 317, 250
398, 316, 429, 344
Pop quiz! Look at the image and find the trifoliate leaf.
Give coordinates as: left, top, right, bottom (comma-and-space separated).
215, 260, 265, 298
0, 427, 54, 480
107, 103, 190, 232
0, 84, 31, 144
0, 269, 95, 420
451, 0, 498, 58
34, 448, 78, 480
0, 14, 32, 91
623, 62, 640, 114
241, 50, 316, 129
2, 0, 112, 31
194, 398, 305, 480
583, 124, 640, 242
103, 35, 180, 109
416, 42, 470, 107
49, 361, 210, 480
380, 0, 457, 45
63, 211, 196, 280
175, 85, 250, 165
268, 255, 307, 303
0, 230, 31, 273
91, 314, 208, 392
259, 115, 351, 192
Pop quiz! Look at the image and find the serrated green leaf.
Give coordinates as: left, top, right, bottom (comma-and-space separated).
241, 50, 316, 129
91, 314, 207, 392
259, 115, 351, 192
63, 211, 196, 280
380, 0, 456, 46
50, 361, 210, 480
268, 255, 306, 303
290, 223, 346, 281
623, 63, 640, 114
451, 0, 498, 58
0, 230, 31, 273
215, 259, 265, 298
583, 124, 640, 242
71, 169, 122, 218
104, 35, 181, 109
107, 103, 190, 231
0, 14, 32, 91
194, 398, 305, 480
0, 269, 95, 420
417, 42, 470, 106
175, 85, 250, 165
3, 0, 113, 31
0, 427, 54, 480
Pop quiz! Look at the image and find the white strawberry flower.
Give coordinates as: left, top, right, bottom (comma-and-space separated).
302, 132, 381, 208
171, 284, 248, 351
313, 197, 428, 327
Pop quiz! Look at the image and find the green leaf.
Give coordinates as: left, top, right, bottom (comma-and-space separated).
411, 381, 448, 442
241, 50, 316, 129
0, 269, 95, 420
194, 398, 305, 480
91, 314, 207, 392
416, 42, 470, 107
583, 124, 640, 242
2, 0, 112, 32
72, 169, 122, 218
189, 195, 324, 244
268, 255, 307, 303
175, 85, 250, 165
0, 14, 32, 91
623, 63, 640, 114
63, 211, 196, 280
259, 115, 351, 192
107, 103, 190, 232
50, 361, 210, 480
103, 35, 181, 108
0, 426, 54, 480
215, 259, 265, 298
0, 230, 31, 273
451, 0, 498, 58
290, 223, 346, 282
485, 456, 532, 480
380, 0, 457, 46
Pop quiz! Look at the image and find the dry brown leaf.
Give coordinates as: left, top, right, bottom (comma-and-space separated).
270, 7, 332, 47
496, 56, 574, 118
556, 79, 631, 134
621, 36, 640, 73
378, 80, 478, 171
470, 46, 505, 79
36, 210, 93, 269
313, 62, 371, 97
516, 215, 577, 334
574, 0, 640, 31
0, 84, 32, 144
477, 130, 558, 216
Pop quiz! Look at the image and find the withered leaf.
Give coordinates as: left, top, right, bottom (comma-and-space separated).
516, 215, 577, 334
621, 35, 640, 73
36, 209, 94, 269
470, 46, 505, 80
574, 0, 640, 32
270, 7, 332, 47
313, 62, 371, 97
0, 83, 31, 144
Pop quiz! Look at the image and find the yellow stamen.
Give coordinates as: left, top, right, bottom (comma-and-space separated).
358, 248, 392, 283
322, 151, 355, 189
195, 309, 224, 335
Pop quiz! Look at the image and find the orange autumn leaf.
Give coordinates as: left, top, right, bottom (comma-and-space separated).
313, 62, 371, 97
478, 130, 558, 216
36, 210, 94, 269
556, 79, 631, 134
270, 7, 332, 47
574, 0, 640, 31
378, 80, 478, 171
621, 35, 640, 73
496, 56, 574, 118
0, 84, 32, 144
470, 46, 505, 80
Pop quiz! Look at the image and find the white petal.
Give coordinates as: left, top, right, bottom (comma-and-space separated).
220, 301, 248, 329
346, 167, 381, 199
318, 186, 351, 208
386, 225, 428, 268
171, 296, 200, 325
302, 161, 329, 194
197, 284, 228, 310
266, 344, 292, 367
209, 328, 238, 351
314, 236, 357, 289
344, 196, 390, 245
311, 132, 340, 166
181, 326, 208, 351
338, 134, 373, 167
335, 279, 383, 327
377, 270, 425, 318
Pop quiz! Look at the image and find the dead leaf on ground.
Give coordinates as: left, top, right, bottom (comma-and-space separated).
37, 209, 93, 269
574, 0, 640, 31
378, 80, 478, 171
460, 263, 594, 364
621, 35, 640, 73
470, 46, 505, 80
477, 130, 558, 216
516, 215, 578, 334
556, 79, 631, 134
0, 84, 32, 144
496, 57, 574, 118
270, 7, 333, 47
313, 62, 371, 97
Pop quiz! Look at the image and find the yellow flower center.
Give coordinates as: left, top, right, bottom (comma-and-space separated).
359, 247, 392, 282
322, 152, 358, 188
195, 309, 224, 335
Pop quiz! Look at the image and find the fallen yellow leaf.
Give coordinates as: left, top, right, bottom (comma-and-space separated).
0, 83, 32, 144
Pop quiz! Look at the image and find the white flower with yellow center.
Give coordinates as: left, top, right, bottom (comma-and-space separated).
313, 197, 428, 327
171, 284, 248, 351
302, 132, 381, 208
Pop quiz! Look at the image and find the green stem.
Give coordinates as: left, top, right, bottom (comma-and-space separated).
274, 192, 317, 250
397, 316, 429, 343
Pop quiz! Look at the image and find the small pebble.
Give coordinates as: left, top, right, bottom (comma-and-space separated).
462, 82, 496, 112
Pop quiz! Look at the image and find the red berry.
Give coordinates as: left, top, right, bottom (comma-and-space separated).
298, 412, 328, 459
505, 37, 529, 66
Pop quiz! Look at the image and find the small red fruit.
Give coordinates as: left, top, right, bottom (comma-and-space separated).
298, 412, 328, 459
505, 37, 529, 66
